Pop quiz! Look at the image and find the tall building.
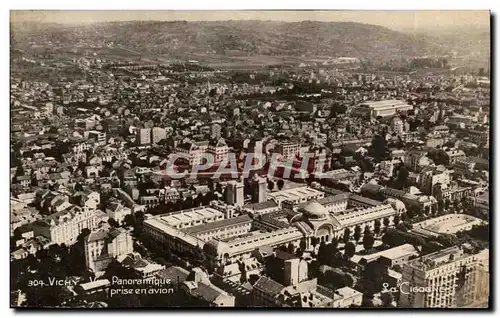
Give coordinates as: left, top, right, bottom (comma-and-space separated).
208, 138, 229, 163
391, 117, 404, 136
225, 180, 244, 207
84, 228, 134, 272
248, 138, 264, 154
419, 166, 451, 196
284, 257, 308, 286
400, 246, 489, 308
474, 249, 490, 305
276, 142, 300, 161
32, 205, 107, 245
251, 175, 267, 203
136, 128, 151, 145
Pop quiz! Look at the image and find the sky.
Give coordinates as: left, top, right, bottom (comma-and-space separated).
10, 10, 490, 32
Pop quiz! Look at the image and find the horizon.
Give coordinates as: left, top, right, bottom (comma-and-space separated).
10, 10, 490, 32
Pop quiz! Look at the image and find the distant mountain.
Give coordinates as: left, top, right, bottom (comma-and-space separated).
11, 20, 484, 61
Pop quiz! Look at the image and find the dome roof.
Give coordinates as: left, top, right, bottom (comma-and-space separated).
301, 201, 329, 219
383, 198, 406, 211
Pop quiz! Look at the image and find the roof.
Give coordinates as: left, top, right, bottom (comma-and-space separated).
191, 281, 225, 302
335, 287, 362, 299
349, 194, 382, 206
86, 231, 108, 242
359, 99, 412, 110
253, 276, 285, 296
157, 266, 190, 282
355, 244, 419, 263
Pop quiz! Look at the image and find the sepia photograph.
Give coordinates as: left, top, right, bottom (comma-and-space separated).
9, 9, 491, 309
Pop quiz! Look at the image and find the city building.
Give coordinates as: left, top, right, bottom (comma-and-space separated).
225, 180, 244, 207
353, 100, 413, 119
151, 127, 167, 144
32, 205, 107, 245
400, 246, 489, 308
412, 214, 486, 238
275, 142, 300, 161
136, 128, 152, 145
84, 228, 134, 272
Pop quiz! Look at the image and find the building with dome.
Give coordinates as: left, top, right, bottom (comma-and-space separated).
143, 188, 399, 271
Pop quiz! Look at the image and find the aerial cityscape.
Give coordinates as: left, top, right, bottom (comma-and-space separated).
10, 10, 491, 309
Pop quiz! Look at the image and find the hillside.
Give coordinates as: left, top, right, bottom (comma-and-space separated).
10, 20, 459, 61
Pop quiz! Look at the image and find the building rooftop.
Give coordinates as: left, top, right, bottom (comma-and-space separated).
157, 207, 225, 228
254, 276, 285, 296
268, 186, 324, 203
185, 215, 252, 235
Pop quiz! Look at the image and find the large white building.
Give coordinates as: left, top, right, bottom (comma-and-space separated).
268, 186, 325, 205
143, 189, 398, 271
275, 142, 300, 161
400, 246, 489, 308
32, 205, 107, 245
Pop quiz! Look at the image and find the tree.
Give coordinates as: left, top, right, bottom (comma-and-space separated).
343, 228, 351, 244
207, 179, 215, 192
215, 183, 223, 194
345, 242, 356, 259
393, 214, 400, 226
277, 179, 284, 190
383, 217, 390, 228
364, 225, 371, 236
182, 196, 194, 210
407, 205, 419, 219
329, 237, 339, 251
400, 212, 407, 222
299, 239, 307, 252
15, 166, 25, 177
74, 182, 84, 192
381, 293, 394, 307
374, 220, 381, 235
354, 225, 362, 242
410, 235, 425, 249
396, 166, 409, 188
363, 234, 375, 251
77, 228, 91, 243
108, 218, 119, 228
317, 242, 328, 265
382, 230, 405, 247
444, 199, 451, 211
267, 181, 275, 191
438, 200, 444, 214
371, 134, 389, 160
438, 234, 459, 247
123, 214, 135, 227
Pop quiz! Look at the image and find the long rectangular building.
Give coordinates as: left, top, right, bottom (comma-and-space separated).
353, 99, 413, 119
